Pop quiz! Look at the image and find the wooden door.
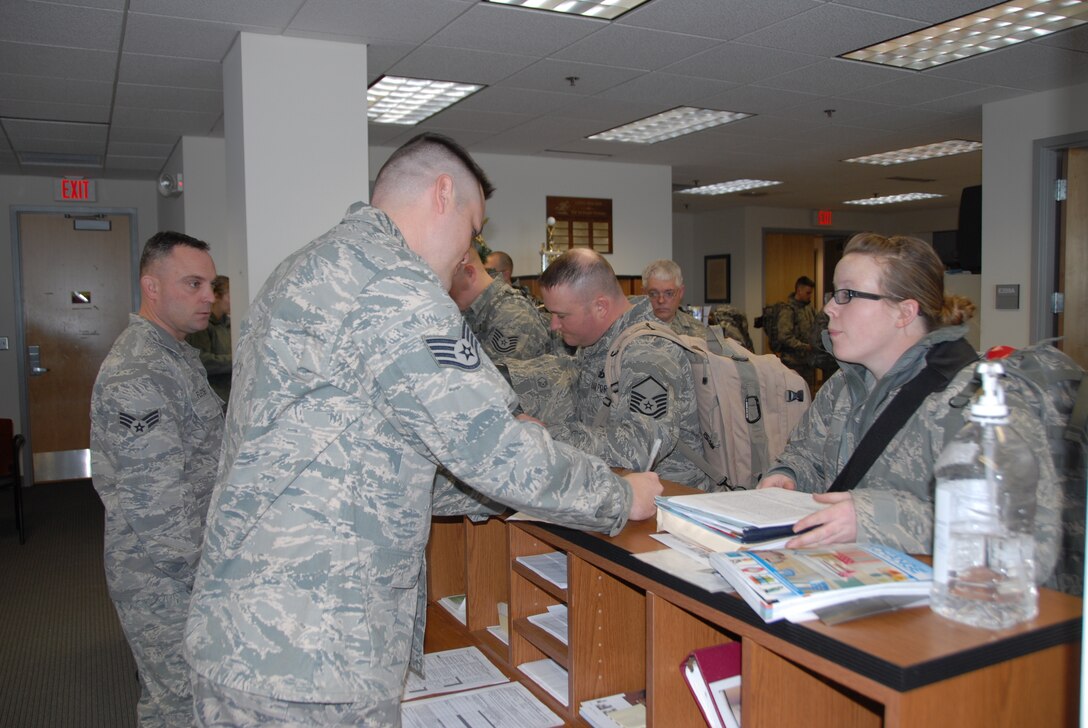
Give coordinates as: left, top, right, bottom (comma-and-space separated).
1060, 147, 1087, 368
762, 233, 821, 349
19, 213, 134, 463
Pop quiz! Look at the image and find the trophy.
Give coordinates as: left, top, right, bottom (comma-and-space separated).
540, 216, 562, 272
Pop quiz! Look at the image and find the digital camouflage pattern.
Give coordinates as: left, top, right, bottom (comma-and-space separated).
185, 203, 633, 712
775, 293, 818, 383
769, 324, 1060, 580
667, 307, 706, 339
90, 314, 225, 727
463, 275, 551, 363
185, 312, 232, 404
510, 297, 712, 489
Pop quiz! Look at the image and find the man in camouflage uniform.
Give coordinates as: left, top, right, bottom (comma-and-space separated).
90, 231, 224, 727
449, 243, 550, 363
641, 259, 705, 338
485, 249, 534, 299
509, 250, 712, 490
184, 133, 662, 726
774, 276, 818, 388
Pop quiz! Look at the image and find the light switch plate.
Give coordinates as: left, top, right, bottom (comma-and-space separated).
0, 336, 9, 350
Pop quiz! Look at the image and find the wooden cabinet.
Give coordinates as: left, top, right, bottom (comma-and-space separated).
517, 274, 644, 302
426, 501, 1082, 727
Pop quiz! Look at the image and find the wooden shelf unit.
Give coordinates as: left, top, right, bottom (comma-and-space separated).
425, 489, 1081, 727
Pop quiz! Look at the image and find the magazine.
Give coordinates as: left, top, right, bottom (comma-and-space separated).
656, 505, 793, 554
657, 489, 823, 543
709, 543, 933, 623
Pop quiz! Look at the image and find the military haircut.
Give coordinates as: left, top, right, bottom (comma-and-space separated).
795, 275, 815, 289
488, 250, 514, 273
139, 231, 210, 275
642, 259, 683, 287
212, 275, 229, 298
374, 132, 495, 205
540, 248, 623, 300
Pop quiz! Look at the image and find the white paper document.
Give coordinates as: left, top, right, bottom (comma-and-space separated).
516, 551, 568, 589
526, 604, 569, 644
518, 658, 569, 706
402, 646, 508, 700
636, 539, 735, 594
401, 681, 563, 728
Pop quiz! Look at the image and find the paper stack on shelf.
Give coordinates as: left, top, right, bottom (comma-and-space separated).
402, 646, 508, 701
709, 543, 933, 623
402, 682, 563, 728
516, 551, 568, 589
517, 657, 569, 706
487, 601, 510, 645
578, 690, 647, 728
526, 604, 568, 645
437, 593, 467, 625
656, 488, 823, 549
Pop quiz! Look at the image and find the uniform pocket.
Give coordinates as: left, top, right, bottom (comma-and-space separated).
364, 547, 422, 669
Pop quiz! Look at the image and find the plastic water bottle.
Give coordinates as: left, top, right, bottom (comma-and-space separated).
931, 361, 1039, 629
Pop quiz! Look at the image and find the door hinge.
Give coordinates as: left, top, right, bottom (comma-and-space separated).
1055, 178, 1067, 202
1052, 291, 1065, 314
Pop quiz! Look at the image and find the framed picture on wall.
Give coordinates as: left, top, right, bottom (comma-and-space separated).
705, 254, 731, 303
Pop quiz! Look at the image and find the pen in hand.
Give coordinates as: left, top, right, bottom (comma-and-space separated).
645, 438, 662, 472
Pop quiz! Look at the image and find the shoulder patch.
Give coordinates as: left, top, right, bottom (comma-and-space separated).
425, 320, 482, 371
488, 329, 519, 355
119, 410, 159, 435
630, 375, 668, 419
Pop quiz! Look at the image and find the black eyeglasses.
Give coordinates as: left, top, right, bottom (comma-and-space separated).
823, 289, 900, 306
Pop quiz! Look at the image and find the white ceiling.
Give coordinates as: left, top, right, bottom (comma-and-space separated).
1, 0, 1086, 212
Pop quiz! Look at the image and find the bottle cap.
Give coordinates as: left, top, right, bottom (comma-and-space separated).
969, 361, 1009, 422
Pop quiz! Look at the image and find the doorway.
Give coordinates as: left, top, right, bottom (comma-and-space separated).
14, 210, 139, 483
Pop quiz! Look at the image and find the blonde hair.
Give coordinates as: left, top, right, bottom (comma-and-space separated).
843, 233, 975, 331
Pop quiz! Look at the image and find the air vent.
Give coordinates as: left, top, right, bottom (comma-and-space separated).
543, 149, 614, 158
886, 176, 936, 183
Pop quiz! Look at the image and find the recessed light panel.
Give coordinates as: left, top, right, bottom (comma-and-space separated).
485, 0, 652, 20
589, 107, 753, 144
842, 0, 1088, 70
845, 139, 982, 166
844, 192, 944, 205
679, 180, 783, 195
367, 76, 484, 125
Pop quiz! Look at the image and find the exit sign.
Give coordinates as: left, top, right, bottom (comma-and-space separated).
814, 209, 833, 226
54, 178, 97, 202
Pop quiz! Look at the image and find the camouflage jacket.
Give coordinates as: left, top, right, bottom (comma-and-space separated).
769, 324, 1060, 578
775, 294, 817, 361
185, 203, 633, 703
90, 314, 224, 601
464, 275, 551, 363
514, 297, 712, 489
185, 312, 232, 404
668, 308, 707, 338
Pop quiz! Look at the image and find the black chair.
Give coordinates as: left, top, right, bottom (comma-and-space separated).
0, 419, 26, 544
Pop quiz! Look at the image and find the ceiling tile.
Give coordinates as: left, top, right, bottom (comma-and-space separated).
0, 73, 113, 107
123, 12, 254, 61
2, 118, 108, 143
553, 25, 721, 71
0, 99, 110, 123
0, 41, 117, 82
114, 83, 223, 113
666, 42, 820, 84
828, 0, 998, 23
597, 73, 737, 107
118, 53, 223, 89
616, 0, 820, 40
0, 1, 122, 50
289, 0, 471, 45
758, 58, 907, 96
388, 45, 537, 85
497, 59, 642, 95
457, 86, 581, 117
111, 106, 221, 134
128, 0, 306, 27
427, 3, 603, 57
737, 3, 923, 57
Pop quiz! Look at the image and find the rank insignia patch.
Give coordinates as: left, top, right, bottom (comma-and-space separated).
630, 376, 667, 419
425, 321, 482, 371
119, 410, 160, 435
488, 329, 519, 355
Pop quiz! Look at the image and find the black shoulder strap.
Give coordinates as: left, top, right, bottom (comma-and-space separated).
828, 338, 978, 493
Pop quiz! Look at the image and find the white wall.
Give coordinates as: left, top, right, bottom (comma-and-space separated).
982, 80, 1088, 350
369, 147, 673, 278
155, 136, 228, 273
0, 175, 159, 430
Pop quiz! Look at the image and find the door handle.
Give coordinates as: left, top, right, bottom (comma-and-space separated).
28, 345, 49, 376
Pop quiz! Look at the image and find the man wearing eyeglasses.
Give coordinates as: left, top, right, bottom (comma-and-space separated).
641, 259, 704, 337
774, 276, 819, 388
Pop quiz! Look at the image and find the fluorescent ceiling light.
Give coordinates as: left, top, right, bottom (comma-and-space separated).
589, 107, 753, 144
845, 139, 982, 166
844, 192, 944, 205
18, 151, 102, 167
679, 180, 783, 195
484, 0, 652, 20
367, 76, 484, 125
842, 0, 1088, 70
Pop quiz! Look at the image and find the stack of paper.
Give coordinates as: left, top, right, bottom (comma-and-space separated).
526, 604, 568, 645
518, 658, 569, 706
437, 593, 467, 625
516, 551, 568, 589
656, 489, 823, 549
709, 543, 933, 623
578, 690, 646, 728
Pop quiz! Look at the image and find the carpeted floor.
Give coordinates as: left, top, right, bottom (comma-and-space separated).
0, 480, 139, 727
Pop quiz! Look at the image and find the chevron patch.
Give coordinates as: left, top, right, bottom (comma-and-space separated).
488, 329, 519, 355
119, 410, 159, 435
630, 375, 668, 419
425, 320, 482, 371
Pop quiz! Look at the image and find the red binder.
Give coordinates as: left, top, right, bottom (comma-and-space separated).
680, 642, 742, 728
